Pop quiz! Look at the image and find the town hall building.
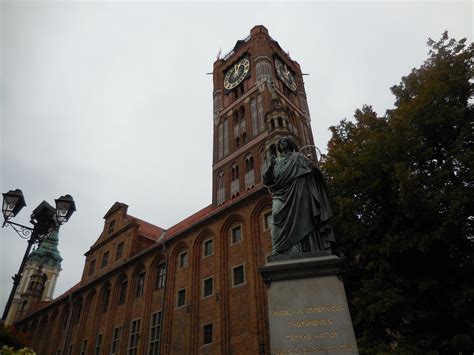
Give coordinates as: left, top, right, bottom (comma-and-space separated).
13, 25, 318, 354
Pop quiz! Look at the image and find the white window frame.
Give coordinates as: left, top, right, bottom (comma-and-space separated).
148, 311, 162, 355
111, 326, 122, 355
202, 276, 214, 299
230, 225, 243, 245
79, 339, 88, 355
202, 238, 214, 258
232, 263, 246, 288
202, 323, 213, 345
178, 251, 188, 268
176, 288, 187, 308
94, 333, 103, 355
128, 318, 141, 355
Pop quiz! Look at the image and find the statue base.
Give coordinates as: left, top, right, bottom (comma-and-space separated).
260, 255, 358, 354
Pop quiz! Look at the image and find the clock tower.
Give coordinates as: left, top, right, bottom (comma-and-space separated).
211, 25, 314, 207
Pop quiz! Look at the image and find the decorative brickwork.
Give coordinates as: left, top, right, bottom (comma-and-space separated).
15, 25, 317, 355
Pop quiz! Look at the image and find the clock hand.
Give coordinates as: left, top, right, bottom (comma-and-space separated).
234, 62, 241, 77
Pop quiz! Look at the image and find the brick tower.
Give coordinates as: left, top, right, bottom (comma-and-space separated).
212, 25, 315, 207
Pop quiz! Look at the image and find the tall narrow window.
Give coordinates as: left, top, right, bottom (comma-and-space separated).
251, 98, 258, 137
203, 277, 214, 298
116, 242, 124, 260
203, 323, 213, 345
101, 284, 110, 313
231, 225, 242, 244
232, 264, 245, 286
260, 150, 266, 178
230, 164, 239, 197
135, 271, 145, 297
218, 123, 224, 160
155, 263, 166, 290
128, 319, 141, 355
177, 289, 186, 308
244, 156, 255, 190
101, 251, 109, 268
94, 334, 102, 355
223, 118, 229, 156
111, 327, 122, 355
118, 278, 128, 305
217, 172, 225, 205
239, 107, 246, 143
257, 95, 265, 133
80, 339, 88, 355
149, 311, 162, 355
203, 239, 214, 257
179, 251, 188, 268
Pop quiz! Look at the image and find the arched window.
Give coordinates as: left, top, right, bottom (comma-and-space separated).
135, 270, 145, 298
155, 262, 166, 290
244, 156, 255, 190
218, 123, 224, 160
257, 95, 265, 133
260, 149, 266, 178
217, 172, 225, 205
101, 283, 111, 313
118, 277, 128, 305
223, 118, 229, 156
251, 98, 258, 137
230, 164, 240, 198
73, 297, 83, 324
239, 107, 246, 141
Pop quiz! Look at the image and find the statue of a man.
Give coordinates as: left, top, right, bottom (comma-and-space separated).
263, 137, 335, 256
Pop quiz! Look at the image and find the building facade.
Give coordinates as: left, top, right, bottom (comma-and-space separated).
15, 25, 317, 354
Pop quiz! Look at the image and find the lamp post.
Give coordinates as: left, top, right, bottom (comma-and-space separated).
1, 189, 76, 321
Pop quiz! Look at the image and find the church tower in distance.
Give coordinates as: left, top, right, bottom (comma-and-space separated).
5, 229, 62, 325
212, 25, 314, 207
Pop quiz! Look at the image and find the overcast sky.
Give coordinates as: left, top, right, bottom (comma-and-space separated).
1, 1, 472, 313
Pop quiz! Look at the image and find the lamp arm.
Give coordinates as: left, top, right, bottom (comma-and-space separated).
2, 221, 34, 239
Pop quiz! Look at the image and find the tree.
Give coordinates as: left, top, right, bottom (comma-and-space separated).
323, 32, 473, 353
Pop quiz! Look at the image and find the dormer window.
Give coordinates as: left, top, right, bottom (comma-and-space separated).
108, 220, 116, 234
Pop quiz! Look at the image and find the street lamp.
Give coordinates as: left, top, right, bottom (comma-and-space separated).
1, 189, 76, 322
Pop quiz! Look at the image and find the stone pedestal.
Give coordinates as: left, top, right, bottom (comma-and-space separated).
260, 254, 358, 354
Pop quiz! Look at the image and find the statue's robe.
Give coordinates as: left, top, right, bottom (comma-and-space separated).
263, 152, 335, 254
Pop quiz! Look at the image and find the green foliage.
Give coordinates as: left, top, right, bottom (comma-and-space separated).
324, 32, 473, 353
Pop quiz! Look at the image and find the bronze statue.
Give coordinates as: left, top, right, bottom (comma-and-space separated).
263, 137, 335, 256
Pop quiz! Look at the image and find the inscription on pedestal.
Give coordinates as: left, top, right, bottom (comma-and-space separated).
270, 303, 356, 354
262, 257, 358, 354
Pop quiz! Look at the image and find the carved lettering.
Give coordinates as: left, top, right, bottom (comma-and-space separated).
285, 332, 338, 341
273, 305, 344, 317
273, 344, 356, 354
287, 319, 332, 328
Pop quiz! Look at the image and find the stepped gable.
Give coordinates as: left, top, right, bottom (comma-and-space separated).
89, 202, 165, 250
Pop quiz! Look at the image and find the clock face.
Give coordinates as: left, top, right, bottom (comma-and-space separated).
224, 58, 250, 90
275, 59, 297, 91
